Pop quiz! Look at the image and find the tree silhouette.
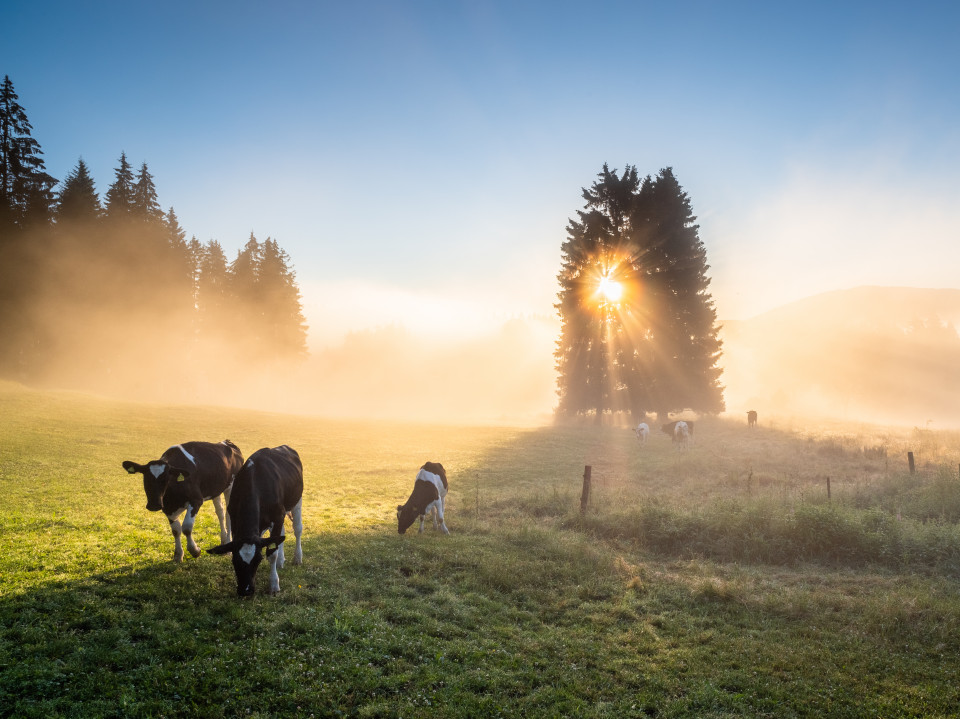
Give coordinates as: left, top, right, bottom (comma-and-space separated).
103, 152, 135, 221
0, 75, 57, 232
556, 164, 724, 423
132, 162, 164, 224
56, 158, 101, 224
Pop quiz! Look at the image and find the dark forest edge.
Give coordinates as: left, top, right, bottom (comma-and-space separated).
0, 75, 308, 397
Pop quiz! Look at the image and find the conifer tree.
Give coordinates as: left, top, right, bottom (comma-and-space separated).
259, 238, 308, 361
0, 75, 57, 231
556, 164, 724, 423
56, 158, 101, 224
132, 162, 164, 224
103, 152, 135, 220
197, 240, 230, 332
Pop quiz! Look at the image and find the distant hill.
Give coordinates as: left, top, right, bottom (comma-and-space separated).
720, 287, 960, 426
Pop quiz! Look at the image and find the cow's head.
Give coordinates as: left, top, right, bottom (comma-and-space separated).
208, 536, 285, 597
397, 503, 421, 535
122, 460, 191, 512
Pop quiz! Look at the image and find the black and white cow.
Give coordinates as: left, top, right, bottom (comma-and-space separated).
122, 440, 243, 562
661, 420, 694, 448
397, 461, 449, 535
208, 445, 303, 597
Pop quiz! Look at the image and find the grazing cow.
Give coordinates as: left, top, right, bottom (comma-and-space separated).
661, 420, 695, 441
661, 420, 693, 448
122, 440, 243, 562
397, 461, 449, 535
747, 410, 758, 428
208, 445, 304, 597
635, 422, 650, 445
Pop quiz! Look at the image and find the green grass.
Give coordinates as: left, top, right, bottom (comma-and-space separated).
1, 381, 959, 718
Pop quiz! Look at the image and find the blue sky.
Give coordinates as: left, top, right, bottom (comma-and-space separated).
5, 1, 959, 347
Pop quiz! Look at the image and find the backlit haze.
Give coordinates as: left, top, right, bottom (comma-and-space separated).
5, 1, 960, 425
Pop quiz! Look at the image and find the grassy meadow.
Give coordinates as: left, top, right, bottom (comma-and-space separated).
1, 380, 959, 718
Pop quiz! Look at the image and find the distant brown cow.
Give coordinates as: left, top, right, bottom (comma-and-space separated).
747, 410, 758, 428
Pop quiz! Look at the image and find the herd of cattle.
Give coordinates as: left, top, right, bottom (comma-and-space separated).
122, 440, 447, 598
123, 413, 756, 598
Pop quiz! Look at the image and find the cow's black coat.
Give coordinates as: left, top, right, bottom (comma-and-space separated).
122, 440, 243, 561
208, 445, 304, 597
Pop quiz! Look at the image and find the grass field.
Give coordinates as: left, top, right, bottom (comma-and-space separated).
1, 381, 959, 718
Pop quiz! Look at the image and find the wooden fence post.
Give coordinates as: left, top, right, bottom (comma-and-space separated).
908, 452, 915, 474
580, 465, 592, 514
826, 476, 831, 501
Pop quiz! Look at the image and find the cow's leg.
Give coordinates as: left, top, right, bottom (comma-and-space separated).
417, 512, 426, 534
180, 503, 202, 558
223, 482, 233, 540
167, 509, 186, 562
211, 494, 229, 545
276, 522, 286, 569
267, 548, 281, 595
436, 497, 450, 535
290, 499, 303, 565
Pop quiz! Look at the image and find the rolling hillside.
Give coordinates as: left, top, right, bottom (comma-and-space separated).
720, 286, 960, 426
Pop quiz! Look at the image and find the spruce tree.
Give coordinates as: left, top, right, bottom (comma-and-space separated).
259, 238, 308, 361
197, 240, 230, 334
56, 158, 101, 223
629, 168, 724, 417
555, 164, 640, 423
556, 164, 724, 423
103, 152, 135, 220
132, 162, 163, 224
0, 75, 57, 231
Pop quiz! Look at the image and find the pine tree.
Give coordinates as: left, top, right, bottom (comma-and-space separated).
555, 164, 724, 423
132, 162, 163, 224
164, 207, 195, 315
258, 238, 308, 361
0, 75, 57, 231
629, 168, 724, 417
197, 240, 230, 333
103, 152, 135, 220
56, 157, 101, 223
555, 164, 640, 423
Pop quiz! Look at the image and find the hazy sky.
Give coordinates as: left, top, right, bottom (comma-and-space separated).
6, 1, 959, 348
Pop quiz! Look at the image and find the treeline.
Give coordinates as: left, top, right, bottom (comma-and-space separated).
0, 75, 307, 397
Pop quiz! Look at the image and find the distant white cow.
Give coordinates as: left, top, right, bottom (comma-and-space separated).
635, 422, 650, 445
673, 421, 690, 449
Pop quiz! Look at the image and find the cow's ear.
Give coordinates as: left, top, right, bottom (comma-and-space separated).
262, 536, 286, 556
207, 541, 238, 555
122, 461, 142, 475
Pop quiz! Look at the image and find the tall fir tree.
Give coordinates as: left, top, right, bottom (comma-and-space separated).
555, 164, 640, 423
258, 238, 308, 361
197, 239, 230, 332
0, 75, 57, 232
103, 152, 135, 220
132, 162, 163, 224
629, 168, 724, 417
555, 164, 724, 423
56, 157, 101, 224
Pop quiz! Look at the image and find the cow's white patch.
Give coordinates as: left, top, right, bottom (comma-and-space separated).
176, 444, 196, 465
246, 460, 254, 468
238, 543, 256, 564
149, 463, 165, 479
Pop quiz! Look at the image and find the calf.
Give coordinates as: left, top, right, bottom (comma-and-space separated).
397, 461, 449, 535
122, 440, 243, 562
635, 422, 650, 445
208, 445, 303, 597
747, 410, 758, 428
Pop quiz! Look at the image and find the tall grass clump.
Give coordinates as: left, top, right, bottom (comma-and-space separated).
580, 499, 960, 574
